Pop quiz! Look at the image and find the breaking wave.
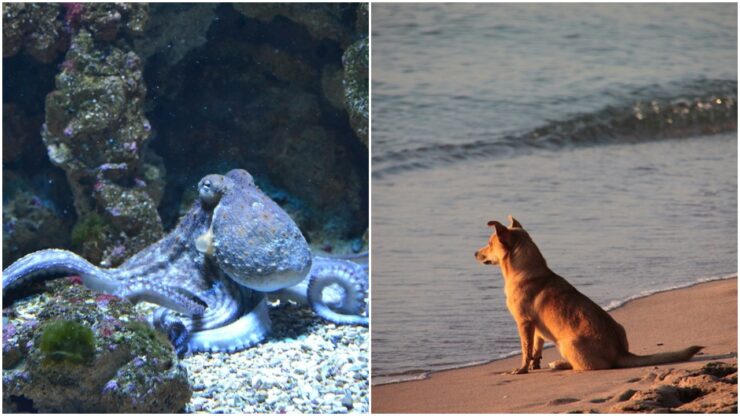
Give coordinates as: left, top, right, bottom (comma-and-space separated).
373, 79, 737, 178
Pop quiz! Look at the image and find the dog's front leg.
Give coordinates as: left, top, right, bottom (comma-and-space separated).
530, 333, 544, 370
512, 321, 535, 374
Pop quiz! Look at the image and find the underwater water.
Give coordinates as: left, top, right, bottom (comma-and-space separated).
3, 3, 368, 413
371, 3, 737, 383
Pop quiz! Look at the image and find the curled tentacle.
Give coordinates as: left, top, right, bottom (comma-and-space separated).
152, 309, 191, 357
2, 249, 118, 294
187, 290, 271, 353
151, 287, 270, 354
307, 256, 368, 326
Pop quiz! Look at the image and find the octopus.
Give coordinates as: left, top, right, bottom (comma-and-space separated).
2, 169, 368, 355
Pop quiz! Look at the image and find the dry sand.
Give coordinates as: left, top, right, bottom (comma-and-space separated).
372, 277, 738, 413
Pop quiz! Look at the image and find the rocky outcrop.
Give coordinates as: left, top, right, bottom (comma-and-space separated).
2, 3, 67, 63
41, 24, 164, 266
3, 278, 191, 413
2, 190, 73, 268
343, 36, 369, 147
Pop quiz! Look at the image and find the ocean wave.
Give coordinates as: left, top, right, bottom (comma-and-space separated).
372, 273, 737, 386
373, 78, 737, 178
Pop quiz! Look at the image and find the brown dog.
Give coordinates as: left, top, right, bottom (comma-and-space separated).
475, 216, 703, 374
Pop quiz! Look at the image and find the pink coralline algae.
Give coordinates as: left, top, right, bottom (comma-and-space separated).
63, 3, 85, 28
98, 318, 123, 337
68, 275, 84, 285
95, 293, 119, 307
99, 324, 114, 338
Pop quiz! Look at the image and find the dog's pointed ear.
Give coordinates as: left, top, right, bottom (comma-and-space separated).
487, 220, 507, 235
508, 215, 523, 229
488, 220, 513, 248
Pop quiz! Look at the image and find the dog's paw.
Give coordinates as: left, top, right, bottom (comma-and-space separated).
548, 359, 573, 370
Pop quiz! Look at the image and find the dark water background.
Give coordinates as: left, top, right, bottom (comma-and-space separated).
371, 3, 737, 383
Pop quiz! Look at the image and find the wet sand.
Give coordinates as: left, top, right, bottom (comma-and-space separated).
372, 278, 737, 413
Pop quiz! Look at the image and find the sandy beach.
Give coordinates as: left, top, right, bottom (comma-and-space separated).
372, 277, 738, 413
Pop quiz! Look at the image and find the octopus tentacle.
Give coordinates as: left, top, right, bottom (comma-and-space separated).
306, 256, 368, 326
117, 282, 207, 316
151, 310, 190, 357
2, 249, 118, 294
189, 276, 246, 331
187, 289, 271, 353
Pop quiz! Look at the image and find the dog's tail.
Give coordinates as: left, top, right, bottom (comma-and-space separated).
615, 346, 704, 368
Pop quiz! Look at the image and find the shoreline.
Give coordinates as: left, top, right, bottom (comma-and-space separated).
372, 277, 738, 413
373, 273, 737, 386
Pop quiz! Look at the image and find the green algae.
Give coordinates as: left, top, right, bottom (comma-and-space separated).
125, 320, 172, 358
71, 212, 109, 247
38, 320, 96, 364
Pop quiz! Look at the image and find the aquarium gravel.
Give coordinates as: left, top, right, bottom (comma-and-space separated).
176, 300, 369, 414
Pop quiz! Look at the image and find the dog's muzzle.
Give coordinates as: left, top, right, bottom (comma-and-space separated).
475, 250, 494, 265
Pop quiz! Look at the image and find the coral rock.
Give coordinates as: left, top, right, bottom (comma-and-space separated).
342, 37, 369, 147
2, 3, 67, 63
2, 280, 191, 413
41, 29, 164, 265
3, 190, 72, 268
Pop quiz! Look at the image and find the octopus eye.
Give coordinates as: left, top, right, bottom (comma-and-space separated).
203, 180, 211, 188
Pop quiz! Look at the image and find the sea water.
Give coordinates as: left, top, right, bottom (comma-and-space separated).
371, 3, 737, 384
